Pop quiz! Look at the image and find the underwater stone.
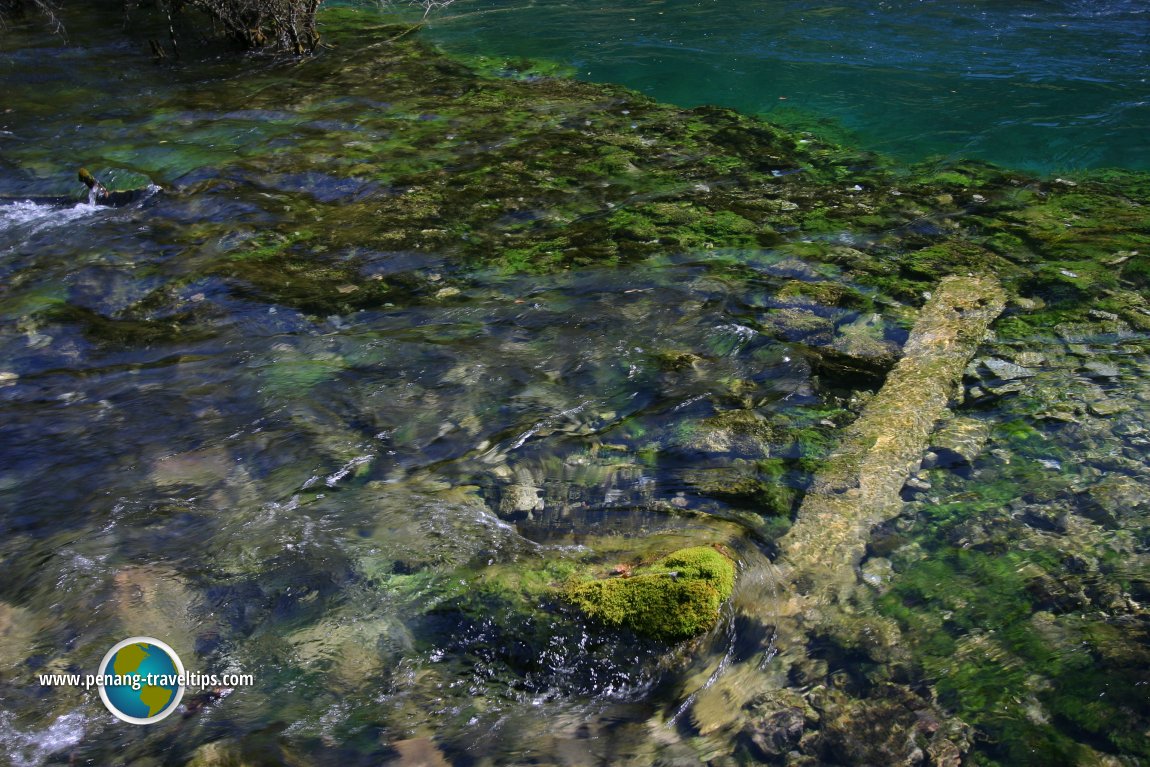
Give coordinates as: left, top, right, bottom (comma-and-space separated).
148, 446, 233, 490
675, 409, 774, 458
681, 464, 767, 501
1014, 351, 1047, 368
1055, 320, 1136, 344
985, 380, 1027, 397
389, 738, 452, 767
831, 312, 899, 367
903, 475, 931, 493
860, 557, 895, 594
810, 685, 937, 767
111, 566, 199, 663
1017, 502, 1071, 534
761, 308, 835, 345
563, 546, 736, 641
742, 705, 806, 761
1080, 360, 1120, 379
0, 601, 39, 672
498, 483, 544, 516
921, 416, 991, 469
927, 738, 963, 767
1078, 474, 1150, 527
980, 357, 1036, 381
286, 615, 409, 689
777, 280, 867, 310
1087, 398, 1128, 417
185, 739, 252, 767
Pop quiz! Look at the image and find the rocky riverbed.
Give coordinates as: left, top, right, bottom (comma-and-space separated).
0, 7, 1147, 765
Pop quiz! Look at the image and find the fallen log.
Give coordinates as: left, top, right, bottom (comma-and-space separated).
684, 274, 1006, 741
779, 273, 1007, 603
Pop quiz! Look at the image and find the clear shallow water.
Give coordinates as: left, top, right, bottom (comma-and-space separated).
0, 215, 815, 762
1, 5, 1148, 766
0, 39, 822, 748
419, 0, 1150, 173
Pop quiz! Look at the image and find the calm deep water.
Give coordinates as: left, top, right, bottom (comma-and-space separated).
422, 0, 1150, 173
0, 1, 1148, 766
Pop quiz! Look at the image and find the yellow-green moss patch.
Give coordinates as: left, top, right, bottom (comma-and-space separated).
563, 546, 736, 641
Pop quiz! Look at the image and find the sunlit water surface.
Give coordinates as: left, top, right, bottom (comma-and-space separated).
418, 0, 1150, 173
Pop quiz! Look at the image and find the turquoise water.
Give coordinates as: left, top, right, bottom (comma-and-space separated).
420, 0, 1150, 172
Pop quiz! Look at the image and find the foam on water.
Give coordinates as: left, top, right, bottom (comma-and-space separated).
0, 200, 102, 237
0, 711, 87, 767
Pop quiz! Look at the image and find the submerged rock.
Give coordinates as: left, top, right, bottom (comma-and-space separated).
185, 739, 252, 767
831, 312, 899, 366
674, 409, 775, 458
387, 738, 452, 767
563, 546, 736, 640
810, 685, 942, 767
1087, 398, 1128, 417
0, 602, 39, 672
111, 566, 200, 663
1080, 359, 1121, 379
920, 416, 991, 470
740, 690, 809, 762
497, 482, 544, 517
1078, 473, 1150, 527
762, 308, 835, 345
286, 614, 411, 689
148, 446, 233, 490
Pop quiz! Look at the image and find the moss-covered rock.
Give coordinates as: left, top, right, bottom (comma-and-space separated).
777, 279, 873, 312
674, 408, 775, 457
564, 546, 736, 641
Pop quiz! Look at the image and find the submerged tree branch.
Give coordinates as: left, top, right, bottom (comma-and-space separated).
779, 273, 1007, 602
687, 273, 1006, 739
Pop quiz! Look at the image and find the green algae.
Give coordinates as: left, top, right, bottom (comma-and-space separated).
0, 283, 68, 320
258, 353, 348, 399
866, 337, 1150, 765
564, 546, 736, 641
35, 9, 1140, 332
37, 303, 211, 346
880, 547, 1150, 765
776, 279, 873, 311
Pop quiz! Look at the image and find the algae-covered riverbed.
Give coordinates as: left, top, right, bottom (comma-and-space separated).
0, 3, 1148, 766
